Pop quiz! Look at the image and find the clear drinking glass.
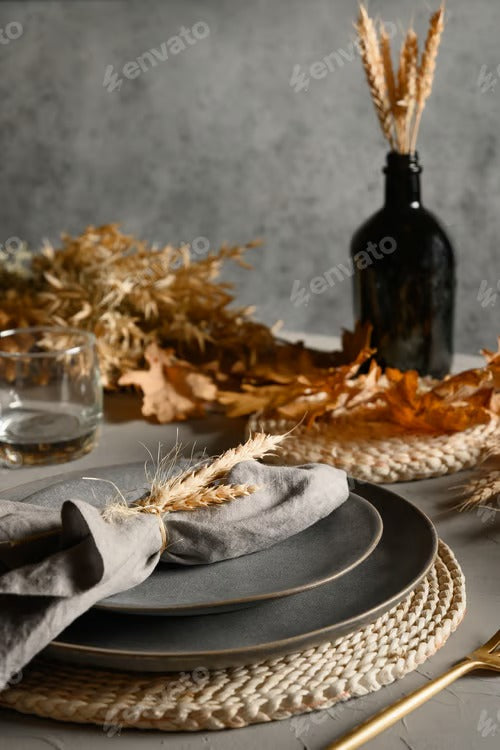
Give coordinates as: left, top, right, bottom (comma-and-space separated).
0, 327, 103, 467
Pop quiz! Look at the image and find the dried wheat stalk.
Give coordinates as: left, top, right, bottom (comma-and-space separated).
356, 6, 395, 148
410, 6, 445, 152
391, 27, 418, 152
458, 473, 500, 513
101, 432, 287, 521
380, 23, 397, 144
357, 4, 444, 154
393, 34, 409, 152
145, 432, 286, 509
399, 29, 419, 153
457, 434, 500, 513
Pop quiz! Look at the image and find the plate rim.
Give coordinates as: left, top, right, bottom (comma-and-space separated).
43, 481, 438, 666
4, 462, 383, 615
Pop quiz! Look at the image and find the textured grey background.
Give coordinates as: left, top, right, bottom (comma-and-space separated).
0, 0, 498, 353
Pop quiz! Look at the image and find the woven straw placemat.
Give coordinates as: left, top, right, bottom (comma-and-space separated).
0, 540, 465, 732
248, 415, 498, 483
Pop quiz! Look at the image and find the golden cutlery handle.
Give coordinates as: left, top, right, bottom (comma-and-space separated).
325, 659, 479, 749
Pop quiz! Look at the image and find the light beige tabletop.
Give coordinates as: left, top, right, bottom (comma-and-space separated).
0, 334, 498, 750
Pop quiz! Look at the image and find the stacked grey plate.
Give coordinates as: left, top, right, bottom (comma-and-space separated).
5, 465, 438, 671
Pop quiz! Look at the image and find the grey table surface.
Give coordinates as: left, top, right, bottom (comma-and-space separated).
0, 333, 498, 750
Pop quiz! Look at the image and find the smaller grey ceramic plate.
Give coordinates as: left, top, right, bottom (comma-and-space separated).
5, 463, 382, 615
101, 493, 381, 615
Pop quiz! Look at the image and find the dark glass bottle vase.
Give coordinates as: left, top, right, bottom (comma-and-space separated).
350, 151, 455, 379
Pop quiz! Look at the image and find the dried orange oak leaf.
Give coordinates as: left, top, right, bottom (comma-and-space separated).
119, 343, 217, 422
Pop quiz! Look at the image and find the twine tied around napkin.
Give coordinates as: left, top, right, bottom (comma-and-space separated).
0, 432, 349, 690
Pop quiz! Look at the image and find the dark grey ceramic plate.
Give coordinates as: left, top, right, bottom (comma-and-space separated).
4, 464, 382, 616
42, 483, 437, 671
101, 494, 381, 615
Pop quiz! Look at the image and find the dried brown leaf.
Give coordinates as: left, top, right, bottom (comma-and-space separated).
119, 343, 217, 423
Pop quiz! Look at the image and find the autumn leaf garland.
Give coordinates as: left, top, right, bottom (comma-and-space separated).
218, 340, 500, 434
121, 332, 500, 437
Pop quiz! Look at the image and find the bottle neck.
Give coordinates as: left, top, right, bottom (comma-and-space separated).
384, 151, 422, 211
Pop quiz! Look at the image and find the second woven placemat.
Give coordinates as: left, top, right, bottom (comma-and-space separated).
248, 415, 498, 483
0, 540, 465, 732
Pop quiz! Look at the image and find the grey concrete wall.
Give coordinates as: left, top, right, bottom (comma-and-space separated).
0, 0, 498, 354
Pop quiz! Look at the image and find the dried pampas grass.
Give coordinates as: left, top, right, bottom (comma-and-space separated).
357, 4, 445, 153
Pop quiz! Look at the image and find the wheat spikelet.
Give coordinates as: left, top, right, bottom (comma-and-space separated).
396, 35, 407, 103
148, 432, 286, 509
403, 30, 419, 152
393, 30, 419, 152
380, 24, 397, 112
458, 472, 500, 512
356, 5, 394, 148
456, 431, 500, 512
394, 37, 408, 152
164, 483, 260, 512
410, 4, 445, 152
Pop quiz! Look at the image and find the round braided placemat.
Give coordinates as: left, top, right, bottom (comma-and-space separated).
0, 541, 465, 732
248, 415, 499, 483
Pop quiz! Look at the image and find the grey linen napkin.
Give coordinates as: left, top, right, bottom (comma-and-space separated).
0, 460, 348, 689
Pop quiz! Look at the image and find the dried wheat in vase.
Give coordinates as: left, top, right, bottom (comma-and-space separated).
352, 4, 455, 377
356, 4, 445, 154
